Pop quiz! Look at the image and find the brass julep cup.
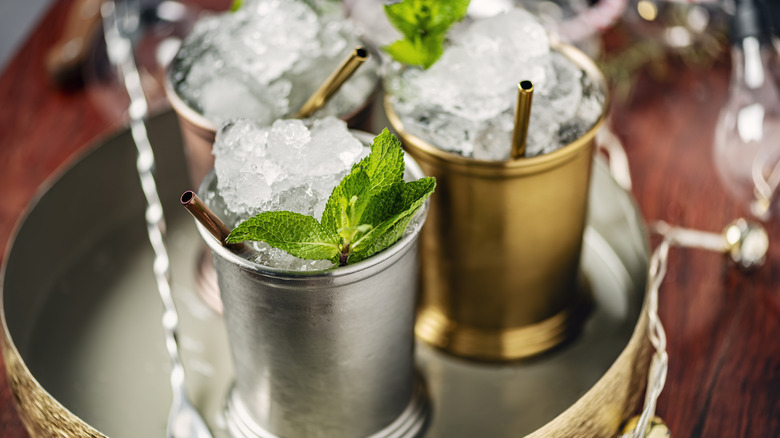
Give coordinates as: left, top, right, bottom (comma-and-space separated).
385, 44, 609, 361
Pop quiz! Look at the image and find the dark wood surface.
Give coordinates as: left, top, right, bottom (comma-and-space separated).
0, 1, 777, 437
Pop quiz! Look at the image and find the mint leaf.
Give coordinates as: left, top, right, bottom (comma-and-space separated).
383, 0, 470, 69
359, 183, 403, 228
321, 168, 372, 232
229, 0, 243, 12
322, 128, 404, 232
349, 215, 415, 264
427, 1, 470, 35
356, 129, 405, 192
350, 177, 435, 262
384, 1, 425, 39
400, 176, 437, 207
384, 36, 444, 70
226, 211, 341, 262
228, 130, 435, 266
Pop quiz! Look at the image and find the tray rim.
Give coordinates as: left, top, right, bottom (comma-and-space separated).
0, 117, 133, 438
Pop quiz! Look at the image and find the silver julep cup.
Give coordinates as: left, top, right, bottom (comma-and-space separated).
195, 157, 431, 438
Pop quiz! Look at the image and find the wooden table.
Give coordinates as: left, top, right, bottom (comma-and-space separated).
0, 1, 777, 437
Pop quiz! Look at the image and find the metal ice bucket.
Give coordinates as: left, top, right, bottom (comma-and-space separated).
194, 157, 430, 438
384, 44, 609, 362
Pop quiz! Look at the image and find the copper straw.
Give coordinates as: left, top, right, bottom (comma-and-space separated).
511, 80, 534, 159
181, 190, 248, 253
293, 46, 369, 119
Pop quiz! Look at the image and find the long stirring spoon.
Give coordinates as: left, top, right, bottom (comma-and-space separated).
101, 1, 212, 437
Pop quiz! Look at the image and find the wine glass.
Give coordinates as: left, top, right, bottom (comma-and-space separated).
712, 0, 780, 220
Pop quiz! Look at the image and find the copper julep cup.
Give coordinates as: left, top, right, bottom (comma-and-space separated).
165, 60, 377, 188
385, 44, 609, 362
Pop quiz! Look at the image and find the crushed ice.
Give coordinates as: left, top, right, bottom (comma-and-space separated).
172, 0, 377, 126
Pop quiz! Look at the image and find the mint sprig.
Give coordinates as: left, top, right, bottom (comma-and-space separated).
226, 129, 436, 266
383, 0, 470, 69
229, 0, 243, 12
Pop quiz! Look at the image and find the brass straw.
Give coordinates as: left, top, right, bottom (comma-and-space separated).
293, 46, 369, 119
511, 80, 534, 159
181, 190, 249, 253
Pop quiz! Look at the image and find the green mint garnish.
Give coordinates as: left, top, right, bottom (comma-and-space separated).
226, 129, 436, 266
229, 0, 243, 12
383, 0, 470, 69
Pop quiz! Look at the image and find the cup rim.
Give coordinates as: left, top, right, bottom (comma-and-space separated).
383, 43, 610, 176
195, 131, 429, 282
164, 71, 219, 133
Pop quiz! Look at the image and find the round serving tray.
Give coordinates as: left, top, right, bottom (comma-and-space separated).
1, 111, 650, 437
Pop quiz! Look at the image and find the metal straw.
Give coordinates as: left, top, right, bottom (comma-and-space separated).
511, 80, 534, 159
101, 2, 212, 437
293, 46, 369, 119
180, 190, 250, 254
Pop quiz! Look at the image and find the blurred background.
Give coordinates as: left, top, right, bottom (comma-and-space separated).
0, 1, 53, 69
